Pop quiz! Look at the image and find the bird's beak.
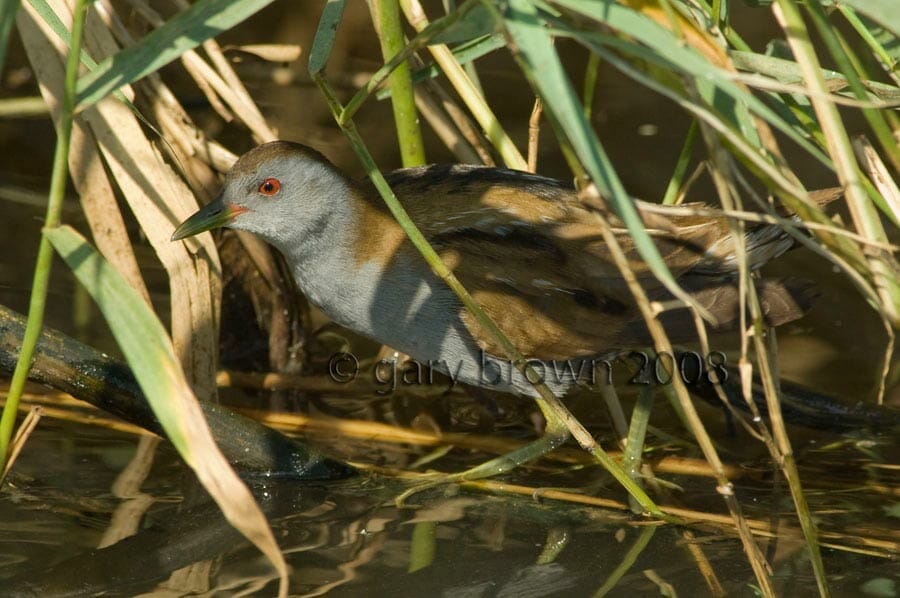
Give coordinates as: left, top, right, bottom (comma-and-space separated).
171, 196, 248, 241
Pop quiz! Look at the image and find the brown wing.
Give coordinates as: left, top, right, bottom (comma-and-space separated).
430, 227, 637, 360
350, 166, 823, 358
385, 166, 724, 301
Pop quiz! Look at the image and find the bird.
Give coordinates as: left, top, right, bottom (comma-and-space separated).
173, 140, 833, 398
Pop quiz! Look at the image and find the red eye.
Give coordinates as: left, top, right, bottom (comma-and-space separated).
258, 178, 281, 196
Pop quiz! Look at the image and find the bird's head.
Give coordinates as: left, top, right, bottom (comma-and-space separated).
171, 141, 349, 246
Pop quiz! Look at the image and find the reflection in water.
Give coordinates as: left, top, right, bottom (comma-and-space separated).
0, 412, 896, 596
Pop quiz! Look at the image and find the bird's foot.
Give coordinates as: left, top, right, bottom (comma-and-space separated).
394, 427, 571, 507
394, 471, 466, 507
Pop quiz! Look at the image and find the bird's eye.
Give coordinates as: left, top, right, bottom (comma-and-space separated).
258, 178, 281, 197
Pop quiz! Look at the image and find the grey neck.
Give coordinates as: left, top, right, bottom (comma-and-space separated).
268, 201, 358, 312
265, 183, 425, 349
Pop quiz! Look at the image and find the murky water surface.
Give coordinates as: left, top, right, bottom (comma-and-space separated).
1, 410, 896, 596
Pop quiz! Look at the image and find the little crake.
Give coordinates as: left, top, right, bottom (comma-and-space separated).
173, 141, 825, 396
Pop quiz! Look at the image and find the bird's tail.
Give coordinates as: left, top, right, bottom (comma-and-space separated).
625, 276, 819, 345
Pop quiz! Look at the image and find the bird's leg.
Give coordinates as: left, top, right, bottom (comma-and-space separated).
396, 387, 673, 520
